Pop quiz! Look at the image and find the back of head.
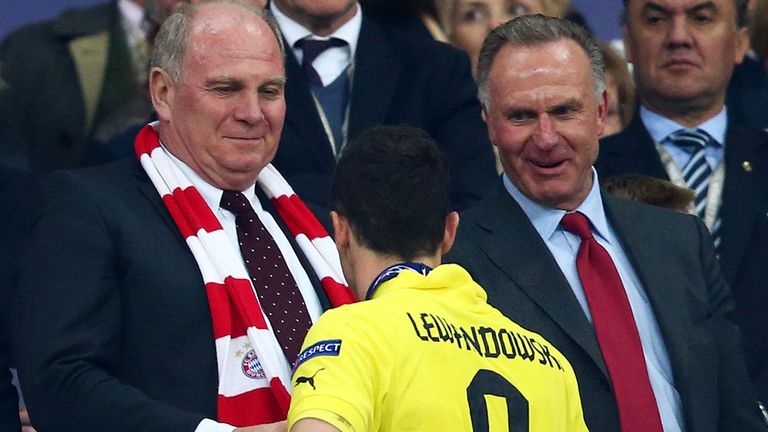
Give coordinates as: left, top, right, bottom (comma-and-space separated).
333, 126, 450, 261
476, 14, 604, 108
601, 174, 695, 212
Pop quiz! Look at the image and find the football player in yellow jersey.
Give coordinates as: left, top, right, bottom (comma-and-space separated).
287, 126, 588, 432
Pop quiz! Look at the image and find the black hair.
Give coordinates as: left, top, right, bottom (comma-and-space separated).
333, 125, 450, 261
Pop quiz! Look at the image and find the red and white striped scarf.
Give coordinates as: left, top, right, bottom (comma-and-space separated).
135, 124, 356, 426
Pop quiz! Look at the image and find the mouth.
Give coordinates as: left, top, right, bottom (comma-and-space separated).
530, 158, 568, 174
662, 58, 699, 70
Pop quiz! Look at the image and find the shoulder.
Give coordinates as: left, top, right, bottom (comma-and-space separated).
1, 2, 113, 48
359, 17, 472, 74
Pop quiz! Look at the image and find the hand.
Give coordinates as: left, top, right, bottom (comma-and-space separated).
235, 420, 287, 432
20, 409, 38, 432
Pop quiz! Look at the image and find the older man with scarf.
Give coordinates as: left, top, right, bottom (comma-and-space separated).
11, 1, 355, 432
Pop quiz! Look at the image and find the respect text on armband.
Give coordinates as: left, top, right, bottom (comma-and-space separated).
406, 312, 563, 371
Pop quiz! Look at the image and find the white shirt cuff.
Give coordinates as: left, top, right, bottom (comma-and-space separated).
195, 418, 237, 432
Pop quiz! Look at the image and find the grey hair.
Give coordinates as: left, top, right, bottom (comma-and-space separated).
476, 14, 605, 109
151, 0, 285, 83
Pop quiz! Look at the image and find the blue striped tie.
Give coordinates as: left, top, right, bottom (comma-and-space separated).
668, 129, 721, 250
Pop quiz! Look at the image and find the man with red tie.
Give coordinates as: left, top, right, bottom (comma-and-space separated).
447, 14, 764, 431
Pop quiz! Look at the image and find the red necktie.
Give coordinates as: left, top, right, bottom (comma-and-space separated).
220, 190, 312, 365
560, 212, 663, 432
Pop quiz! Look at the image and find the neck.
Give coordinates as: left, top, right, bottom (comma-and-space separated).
640, 94, 725, 128
275, 2, 358, 37
350, 250, 440, 299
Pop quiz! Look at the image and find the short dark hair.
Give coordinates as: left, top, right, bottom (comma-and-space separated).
601, 174, 695, 211
333, 126, 450, 261
476, 14, 604, 109
621, 0, 749, 27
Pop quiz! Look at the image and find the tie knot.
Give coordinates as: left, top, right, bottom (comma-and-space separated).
668, 128, 713, 152
296, 37, 347, 65
560, 212, 593, 240
220, 190, 253, 217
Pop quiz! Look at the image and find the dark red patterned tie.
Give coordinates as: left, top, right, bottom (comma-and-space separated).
560, 212, 663, 432
220, 190, 312, 365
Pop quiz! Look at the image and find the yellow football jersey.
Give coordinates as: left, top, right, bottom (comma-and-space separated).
288, 264, 588, 432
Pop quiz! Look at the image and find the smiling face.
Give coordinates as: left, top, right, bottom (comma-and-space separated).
483, 39, 606, 210
151, 3, 286, 191
624, 0, 749, 123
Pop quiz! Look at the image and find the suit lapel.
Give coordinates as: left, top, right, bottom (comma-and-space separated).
282, 38, 336, 167
602, 195, 692, 388
346, 19, 400, 139
598, 114, 670, 180
718, 123, 768, 284
132, 158, 185, 245
471, 185, 608, 377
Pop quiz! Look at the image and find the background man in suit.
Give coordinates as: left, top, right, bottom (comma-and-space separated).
267, 0, 497, 210
597, 0, 768, 406
0, 0, 187, 171
12, 1, 352, 431
447, 14, 764, 431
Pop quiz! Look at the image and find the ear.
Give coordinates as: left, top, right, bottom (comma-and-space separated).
595, 89, 609, 137
733, 26, 750, 65
150, 67, 174, 121
439, 211, 460, 256
331, 211, 350, 251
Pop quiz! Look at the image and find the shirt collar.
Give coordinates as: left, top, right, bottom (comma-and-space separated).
160, 142, 262, 213
270, 1, 362, 59
502, 168, 612, 243
640, 105, 728, 147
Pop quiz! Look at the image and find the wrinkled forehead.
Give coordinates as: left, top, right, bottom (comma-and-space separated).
186, 5, 282, 62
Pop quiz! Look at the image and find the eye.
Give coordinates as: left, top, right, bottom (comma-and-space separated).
691, 10, 715, 23
506, 110, 534, 123
551, 105, 576, 117
211, 86, 235, 96
510, 4, 530, 17
643, 10, 666, 25
461, 6, 490, 24
259, 85, 283, 100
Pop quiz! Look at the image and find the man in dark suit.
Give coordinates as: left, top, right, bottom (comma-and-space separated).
447, 14, 764, 431
267, 0, 496, 210
597, 0, 768, 407
0, 0, 177, 172
12, 2, 350, 431
0, 166, 39, 432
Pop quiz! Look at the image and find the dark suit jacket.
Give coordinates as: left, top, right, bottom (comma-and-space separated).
0, 167, 37, 432
12, 158, 332, 431
596, 114, 768, 402
0, 1, 143, 172
272, 17, 496, 210
446, 182, 764, 431
727, 56, 768, 132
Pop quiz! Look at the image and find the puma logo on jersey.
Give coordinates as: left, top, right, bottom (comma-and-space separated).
295, 368, 325, 390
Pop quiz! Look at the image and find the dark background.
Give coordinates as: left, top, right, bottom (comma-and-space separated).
1, 0, 624, 41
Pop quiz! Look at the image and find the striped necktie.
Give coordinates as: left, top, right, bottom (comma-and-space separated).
668, 128, 721, 249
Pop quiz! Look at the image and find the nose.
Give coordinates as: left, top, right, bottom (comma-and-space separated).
665, 16, 694, 49
532, 114, 559, 149
233, 93, 265, 125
